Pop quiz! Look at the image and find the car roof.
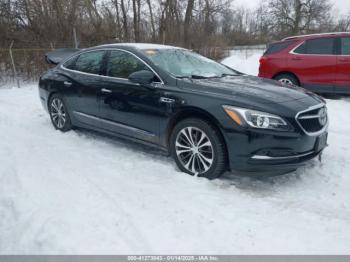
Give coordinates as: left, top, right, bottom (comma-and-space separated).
282, 32, 350, 41
94, 43, 183, 50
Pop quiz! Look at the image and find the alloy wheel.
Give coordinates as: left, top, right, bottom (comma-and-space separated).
175, 126, 214, 175
279, 78, 293, 85
50, 98, 66, 129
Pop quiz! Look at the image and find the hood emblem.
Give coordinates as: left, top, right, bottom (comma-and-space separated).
318, 108, 327, 126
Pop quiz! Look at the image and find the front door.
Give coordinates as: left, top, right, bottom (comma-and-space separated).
99, 50, 164, 144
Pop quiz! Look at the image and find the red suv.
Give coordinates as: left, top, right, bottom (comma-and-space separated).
259, 32, 350, 94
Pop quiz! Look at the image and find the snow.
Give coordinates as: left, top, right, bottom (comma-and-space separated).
1, 51, 350, 254
221, 49, 264, 76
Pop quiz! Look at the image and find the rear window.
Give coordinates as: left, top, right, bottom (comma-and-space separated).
264, 41, 295, 55
73, 51, 105, 75
294, 38, 335, 55
63, 56, 77, 70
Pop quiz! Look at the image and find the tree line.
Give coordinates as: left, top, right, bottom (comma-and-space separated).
1, 0, 349, 49
0, 0, 349, 83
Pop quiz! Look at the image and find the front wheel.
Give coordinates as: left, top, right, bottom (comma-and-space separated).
49, 94, 72, 132
170, 118, 227, 179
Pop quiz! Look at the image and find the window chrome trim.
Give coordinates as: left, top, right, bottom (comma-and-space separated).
295, 103, 328, 136
73, 111, 156, 137
251, 151, 314, 160
60, 48, 164, 85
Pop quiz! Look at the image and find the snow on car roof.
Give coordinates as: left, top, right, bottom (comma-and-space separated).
97, 43, 183, 50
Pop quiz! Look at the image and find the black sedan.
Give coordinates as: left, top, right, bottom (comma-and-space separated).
39, 43, 328, 179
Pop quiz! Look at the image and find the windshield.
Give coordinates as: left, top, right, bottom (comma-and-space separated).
142, 48, 239, 78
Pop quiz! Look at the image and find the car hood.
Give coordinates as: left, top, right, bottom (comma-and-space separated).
178, 75, 322, 105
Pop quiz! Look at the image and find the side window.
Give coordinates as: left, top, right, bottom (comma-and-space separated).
306, 38, 334, 55
264, 41, 296, 55
106, 50, 150, 79
340, 37, 350, 55
74, 51, 105, 74
294, 42, 307, 54
63, 56, 77, 70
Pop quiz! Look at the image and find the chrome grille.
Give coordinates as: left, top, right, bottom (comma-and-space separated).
296, 105, 328, 135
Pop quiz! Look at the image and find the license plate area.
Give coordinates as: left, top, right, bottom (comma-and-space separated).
315, 132, 328, 152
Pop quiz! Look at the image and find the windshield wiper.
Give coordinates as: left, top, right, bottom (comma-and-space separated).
219, 73, 241, 77
177, 74, 218, 79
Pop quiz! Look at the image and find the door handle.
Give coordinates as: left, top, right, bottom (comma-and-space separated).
292, 57, 302, 61
160, 97, 175, 103
64, 81, 72, 87
101, 88, 112, 94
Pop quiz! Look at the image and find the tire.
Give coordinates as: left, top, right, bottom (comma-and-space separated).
48, 94, 72, 132
170, 118, 227, 179
274, 73, 299, 86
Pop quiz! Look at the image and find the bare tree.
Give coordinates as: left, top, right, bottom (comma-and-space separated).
183, 0, 195, 47
120, 0, 129, 40
114, 0, 122, 40
267, 0, 333, 37
336, 13, 350, 31
132, 0, 142, 41
146, 0, 156, 41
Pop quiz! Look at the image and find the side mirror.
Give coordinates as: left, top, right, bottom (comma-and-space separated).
128, 70, 155, 85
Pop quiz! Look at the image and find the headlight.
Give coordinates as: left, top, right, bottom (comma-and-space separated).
223, 105, 291, 131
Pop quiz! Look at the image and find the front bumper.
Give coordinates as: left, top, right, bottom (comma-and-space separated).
223, 128, 328, 175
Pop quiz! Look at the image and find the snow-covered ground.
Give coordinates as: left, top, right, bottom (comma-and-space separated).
1, 51, 350, 254
221, 48, 264, 75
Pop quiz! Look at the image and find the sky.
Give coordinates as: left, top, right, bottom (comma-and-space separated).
234, 0, 350, 16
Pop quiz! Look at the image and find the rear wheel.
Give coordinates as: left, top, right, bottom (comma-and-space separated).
170, 118, 227, 179
49, 94, 72, 132
274, 73, 299, 86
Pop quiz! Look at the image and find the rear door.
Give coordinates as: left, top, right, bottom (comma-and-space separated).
288, 37, 336, 92
61, 50, 107, 127
335, 37, 350, 93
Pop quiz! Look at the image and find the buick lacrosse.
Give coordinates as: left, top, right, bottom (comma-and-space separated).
39, 43, 328, 179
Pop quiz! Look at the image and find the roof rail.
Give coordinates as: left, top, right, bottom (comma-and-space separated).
282, 32, 350, 41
